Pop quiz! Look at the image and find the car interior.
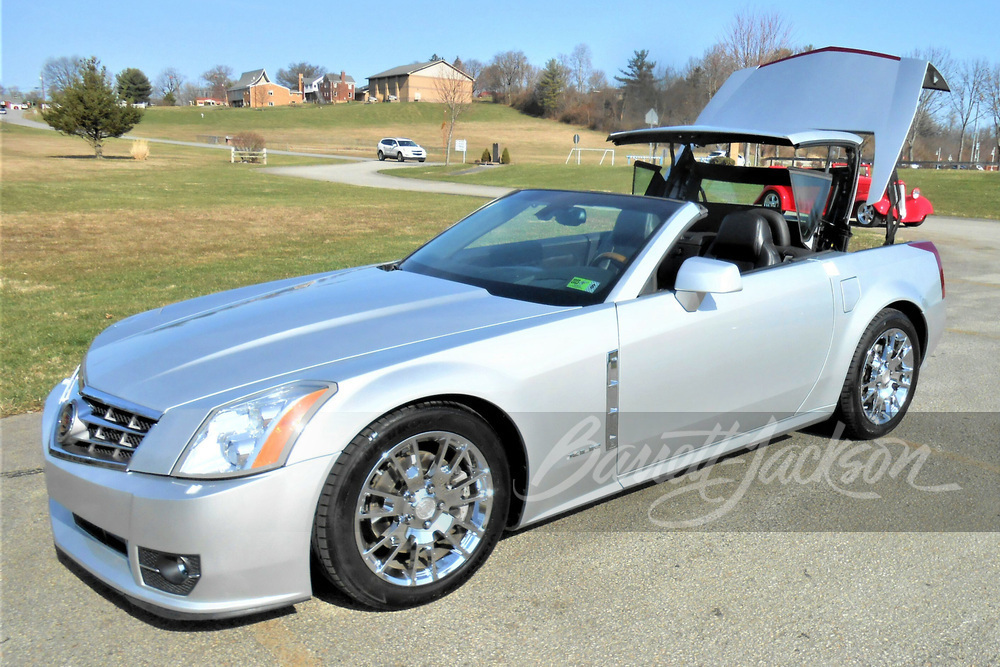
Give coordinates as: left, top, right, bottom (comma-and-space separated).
630, 144, 860, 291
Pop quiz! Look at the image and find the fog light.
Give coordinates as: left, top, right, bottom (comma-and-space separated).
138, 547, 201, 595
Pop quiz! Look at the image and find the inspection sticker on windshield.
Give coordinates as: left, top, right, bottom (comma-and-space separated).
566, 277, 600, 293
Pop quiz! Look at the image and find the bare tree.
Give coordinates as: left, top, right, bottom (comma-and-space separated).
435, 68, 473, 165
42, 56, 83, 97
202, 65, 234, 101
276, 62, 324, 91
721, 8, 793, 68
156, 68, 185, 96
490, 50, 531, 103
985, 62, 1000, 163
155, 67, 185, 105
561, 44, 594, 92
949, 58, 989, 161
463, 58, 485, 94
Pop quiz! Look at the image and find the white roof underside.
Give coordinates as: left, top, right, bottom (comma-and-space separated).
611, 125, 862, 148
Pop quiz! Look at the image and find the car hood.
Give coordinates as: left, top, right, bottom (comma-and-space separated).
83, 267, 564, 412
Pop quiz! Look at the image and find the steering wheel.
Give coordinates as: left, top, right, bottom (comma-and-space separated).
590, 251, 628, 269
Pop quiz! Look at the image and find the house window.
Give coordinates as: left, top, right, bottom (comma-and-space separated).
268, 102, 274, 106
268, 90, 273, 96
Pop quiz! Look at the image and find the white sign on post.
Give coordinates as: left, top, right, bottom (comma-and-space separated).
455, 139, 467, 163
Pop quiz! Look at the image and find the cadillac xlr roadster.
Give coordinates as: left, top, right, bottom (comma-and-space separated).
44, 47, 948, 618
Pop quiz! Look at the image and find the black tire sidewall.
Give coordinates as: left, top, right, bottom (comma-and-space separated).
838, 309, 921, 439
314, 404, 510, 609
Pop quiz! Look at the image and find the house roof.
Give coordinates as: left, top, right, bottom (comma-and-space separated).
322, 73, 355, 84
229, 69, 269, 91
368, 60, 471, 81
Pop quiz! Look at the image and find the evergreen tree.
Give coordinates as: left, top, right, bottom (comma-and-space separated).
615, 50, 657, 119
535, 59, 568, 117
115, 67, 152, 104
43, 57, 144, 158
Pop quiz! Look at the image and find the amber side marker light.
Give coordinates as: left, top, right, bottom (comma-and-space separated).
252, 388, 328, 469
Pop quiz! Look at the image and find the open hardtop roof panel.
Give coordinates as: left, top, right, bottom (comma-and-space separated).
610, 47, 949, 205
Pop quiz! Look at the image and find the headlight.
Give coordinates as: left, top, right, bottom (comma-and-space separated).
174, 383, 334, 478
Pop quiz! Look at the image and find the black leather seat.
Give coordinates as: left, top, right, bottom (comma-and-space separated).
757, 206, 812, 258
593, 209, 657, 266
705, 211, 781, 272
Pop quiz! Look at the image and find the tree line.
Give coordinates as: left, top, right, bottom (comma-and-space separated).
8, 8, 999, 164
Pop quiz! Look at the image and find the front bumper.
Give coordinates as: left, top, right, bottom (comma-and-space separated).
45, 421, 334, 619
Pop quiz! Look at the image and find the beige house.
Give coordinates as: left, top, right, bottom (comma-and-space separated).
368, 60, 473, 103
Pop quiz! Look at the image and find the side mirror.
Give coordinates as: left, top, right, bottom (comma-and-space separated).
674, 257, 742, 312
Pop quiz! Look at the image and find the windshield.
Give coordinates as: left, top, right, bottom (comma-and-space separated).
398, 140, 418, 147
401, 190, 683, 306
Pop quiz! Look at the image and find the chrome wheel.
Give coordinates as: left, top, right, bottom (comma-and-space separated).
856, 203, 882, 227
859, 328, 914, 425
354, 430, 494, 587
762, 191, 782, 211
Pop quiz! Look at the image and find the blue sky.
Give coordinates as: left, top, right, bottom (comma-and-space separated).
2, 0, 998, 92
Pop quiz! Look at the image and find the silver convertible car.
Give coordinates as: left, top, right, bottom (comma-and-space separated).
44, 48, 947, 618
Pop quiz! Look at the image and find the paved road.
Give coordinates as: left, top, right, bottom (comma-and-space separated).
262, 160, 513, 198
3, 216, 998, 663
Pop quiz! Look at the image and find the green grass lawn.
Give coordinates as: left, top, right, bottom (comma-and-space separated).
390, 163, 634, 192
902, 170, 999, 219
23, 102, 610, 164
1, 123, 481, 415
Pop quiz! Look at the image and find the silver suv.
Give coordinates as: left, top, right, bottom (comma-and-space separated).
377, 138, 426, 162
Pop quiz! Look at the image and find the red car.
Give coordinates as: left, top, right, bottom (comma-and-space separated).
757, 160, 933, 227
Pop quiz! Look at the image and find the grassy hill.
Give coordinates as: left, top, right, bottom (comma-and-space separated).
128, 101, 614, 163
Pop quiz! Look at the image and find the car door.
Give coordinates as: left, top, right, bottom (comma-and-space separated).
614, 259, 835, 476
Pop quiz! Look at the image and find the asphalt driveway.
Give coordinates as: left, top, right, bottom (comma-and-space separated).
2, 217, 998, 664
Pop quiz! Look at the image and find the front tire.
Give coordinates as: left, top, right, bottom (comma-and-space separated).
312, 402, 509, 609
836, 308, 921, 439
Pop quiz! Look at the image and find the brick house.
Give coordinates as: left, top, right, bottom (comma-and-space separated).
227, 69, 304, 108
368, 60, 473, 103
304, 72, 356, 103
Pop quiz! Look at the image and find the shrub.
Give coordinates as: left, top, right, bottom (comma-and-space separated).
500, 147, 511, 164
481, 148, 492, 163
709, 156, 736, 166
232, 132, 266, 152
130, 139, 150, 161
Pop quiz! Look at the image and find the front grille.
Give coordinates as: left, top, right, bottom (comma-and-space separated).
52, 391, 160, 469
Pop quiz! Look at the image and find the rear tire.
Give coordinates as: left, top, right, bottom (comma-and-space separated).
377, 150, 385, 161
855, 203, 885, 227
835, 308, 921, 439
761, 190, 783, 213
312, 402, 509, 610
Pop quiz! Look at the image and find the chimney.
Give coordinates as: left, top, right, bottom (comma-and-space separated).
298, 73, 303, 95
340, 70, 346, 83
